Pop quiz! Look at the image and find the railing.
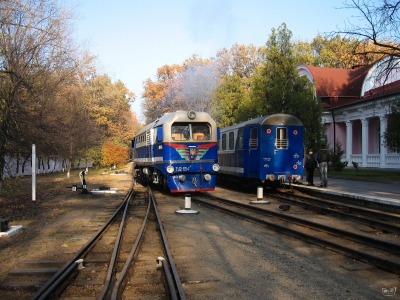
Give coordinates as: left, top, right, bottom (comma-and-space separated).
349, 154, 362, 165
349, 154, 400, 168
386, 154, 400, 168
367, 154, 381, 167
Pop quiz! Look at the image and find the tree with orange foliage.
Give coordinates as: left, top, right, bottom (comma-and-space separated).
142, 64, 183, 123
101, 142, 128, 168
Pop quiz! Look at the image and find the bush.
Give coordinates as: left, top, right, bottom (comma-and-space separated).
329, 141, 348, 171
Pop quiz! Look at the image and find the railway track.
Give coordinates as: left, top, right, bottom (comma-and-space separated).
272, 190, 400, 234
195, 190, 400, 275
3, 182, 398, 299
1, 185, 185, 300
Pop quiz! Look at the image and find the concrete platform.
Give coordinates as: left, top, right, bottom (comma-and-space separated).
294, 176, 400, 207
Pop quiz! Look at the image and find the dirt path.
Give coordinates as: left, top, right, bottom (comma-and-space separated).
0, 169, 133, 285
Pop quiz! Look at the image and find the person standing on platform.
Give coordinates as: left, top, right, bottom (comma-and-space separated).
305, 149, 317, 186
317, 144, 331, 187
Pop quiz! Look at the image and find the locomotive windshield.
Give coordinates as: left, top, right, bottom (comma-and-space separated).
171, 122, 211, 141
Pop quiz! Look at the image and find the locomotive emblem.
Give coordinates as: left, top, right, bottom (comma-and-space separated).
168, 143, 215, 160
293, 130, 298, 135
189, 146, 197, 157
176, 146, 209, 160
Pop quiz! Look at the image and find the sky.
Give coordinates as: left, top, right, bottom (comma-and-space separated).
66, 0, 359, 122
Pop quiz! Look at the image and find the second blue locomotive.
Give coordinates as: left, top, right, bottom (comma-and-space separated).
132, 111, 220, 193
218, 113, 304, 189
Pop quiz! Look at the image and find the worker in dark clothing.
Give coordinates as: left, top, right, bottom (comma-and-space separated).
317, 144, 331, 187
305, 149, 318, 186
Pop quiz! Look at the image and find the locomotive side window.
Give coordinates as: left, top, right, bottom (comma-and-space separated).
229, 132, 235, 150
276, 127, 288, 149
249, 128, 258, 149
221, 133, 227, 150
157, 126, 163, 142
237, 129, 243, 149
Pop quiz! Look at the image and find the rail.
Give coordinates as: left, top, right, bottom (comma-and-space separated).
29, 190, 133, 300
193, 195, 400, 274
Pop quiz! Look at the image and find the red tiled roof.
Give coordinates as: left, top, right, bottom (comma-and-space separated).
304, 64, 372, 98
363, 79, 400, 100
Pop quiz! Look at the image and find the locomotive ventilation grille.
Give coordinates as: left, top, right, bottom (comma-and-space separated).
276, 139, 288, 149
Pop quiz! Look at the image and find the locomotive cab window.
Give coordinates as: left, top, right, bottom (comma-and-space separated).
171, 122, 211, 141
276, 127, 288, 149
192, 123, 211, 140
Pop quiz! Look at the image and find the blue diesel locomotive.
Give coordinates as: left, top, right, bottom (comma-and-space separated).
218, 113, 304, 189
132, 111, 220, 193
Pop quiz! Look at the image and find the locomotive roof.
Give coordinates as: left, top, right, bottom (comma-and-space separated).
221, 113, 302, 131
134, 111, 216, 136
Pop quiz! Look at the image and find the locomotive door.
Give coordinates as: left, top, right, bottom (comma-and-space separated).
248, 127, 260, 177
273, 127, 290, 173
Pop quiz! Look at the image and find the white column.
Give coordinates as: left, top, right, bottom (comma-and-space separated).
380, 115, 388, 168
345, 121, 353, 163
32, 144, 36, 202
361, 118, 369, 167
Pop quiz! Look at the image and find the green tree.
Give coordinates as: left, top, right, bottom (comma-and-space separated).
292, 39, 315, 65
250, 23, 324, 148
211, 73, 250, 127
384, 99, 400, 152
86, 75, 135, 142
293, 34, 383, 68
214, 43, 266, 78
211, 44, 266, 127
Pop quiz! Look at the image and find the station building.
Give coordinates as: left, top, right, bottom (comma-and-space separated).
298, 57, 400, 169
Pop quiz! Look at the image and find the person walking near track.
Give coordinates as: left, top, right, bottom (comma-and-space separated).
317, 144, 331, 188
305, 149, 317, 186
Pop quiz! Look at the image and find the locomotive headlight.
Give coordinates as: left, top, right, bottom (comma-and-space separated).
204, 174, 212, 181
295, 175, 302, 182
212, 164, 220, 172
187, 110, 196, 120
166, 165, 174, 174
268, 174, 276, 181
178, 175, 186, 182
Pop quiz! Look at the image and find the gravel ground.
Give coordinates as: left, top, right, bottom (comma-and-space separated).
1, 171, 399, 299
155, 188, 400, 300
